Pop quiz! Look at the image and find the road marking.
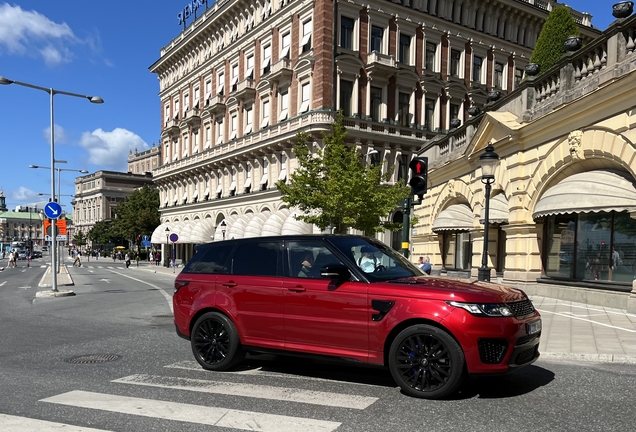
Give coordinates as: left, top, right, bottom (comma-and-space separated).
537, 309, 636, 333
165, 360, 381, 387
107, 270, 172, 313
0, 413, 113, 431
41, 390, 341, 432
18, 286, 31, 290
99, 279, 110, 284
113, 374, 377, 409
0, 281, 6, 287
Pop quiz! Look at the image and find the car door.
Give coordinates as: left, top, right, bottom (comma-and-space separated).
217, 240, 284, 350
282, 240, 370, 361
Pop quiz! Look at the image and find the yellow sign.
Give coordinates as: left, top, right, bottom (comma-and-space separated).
402, 242, 409, 249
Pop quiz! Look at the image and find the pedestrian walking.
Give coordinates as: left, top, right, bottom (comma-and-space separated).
73, 251, 82, 267
125, 253, 131, 269
154, 251, 161, 266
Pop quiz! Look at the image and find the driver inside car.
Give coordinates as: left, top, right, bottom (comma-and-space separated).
358, 246, 378, 273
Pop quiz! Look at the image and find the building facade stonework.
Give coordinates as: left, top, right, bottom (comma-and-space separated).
413, 14, 636, 308
148, 0, 594, 263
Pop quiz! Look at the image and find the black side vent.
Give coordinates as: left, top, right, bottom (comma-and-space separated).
478, 338, 508, 364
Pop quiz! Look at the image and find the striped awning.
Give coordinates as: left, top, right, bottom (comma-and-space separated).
479, 193, 509, 224
432, 203, 474, 233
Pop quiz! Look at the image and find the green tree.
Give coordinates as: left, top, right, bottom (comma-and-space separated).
87, 220, 113, 246
529, 5, 580, 75
110, 185, 160, 242
73, 231, 87, 247
277, 112, 410, 234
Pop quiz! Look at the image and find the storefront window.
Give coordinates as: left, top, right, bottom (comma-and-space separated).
443, 232, 471, 270
544, 211, 636, 284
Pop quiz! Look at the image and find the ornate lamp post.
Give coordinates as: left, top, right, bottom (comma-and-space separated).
478, 143, 500, 282
165, 227, 170, 268
220, 220, 227, 240
1, 76, 102, 292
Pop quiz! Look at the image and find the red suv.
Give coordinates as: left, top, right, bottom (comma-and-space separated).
173, 235, 541, 399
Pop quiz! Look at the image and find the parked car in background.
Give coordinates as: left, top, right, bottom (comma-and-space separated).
17, 250, 28, 260
42, 246, 48, 252
173, 235, 542, 400
31, 250, 42, 259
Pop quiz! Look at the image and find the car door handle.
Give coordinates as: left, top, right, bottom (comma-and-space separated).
288, 285, 306, 292
222, 281, 237, 288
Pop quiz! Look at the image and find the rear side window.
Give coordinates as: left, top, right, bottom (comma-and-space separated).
231, 241, 280, 276
182, 244, 234, 274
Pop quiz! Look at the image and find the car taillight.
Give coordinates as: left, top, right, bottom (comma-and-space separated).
174, 280, 190, 294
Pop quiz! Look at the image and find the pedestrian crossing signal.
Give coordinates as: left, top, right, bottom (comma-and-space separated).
408, 157, 428, 198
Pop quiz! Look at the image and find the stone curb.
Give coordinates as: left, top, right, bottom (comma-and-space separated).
36, 265, 75, 298
540, 352, 636, 365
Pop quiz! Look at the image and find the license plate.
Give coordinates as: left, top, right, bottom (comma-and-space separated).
527, 319, 542, 335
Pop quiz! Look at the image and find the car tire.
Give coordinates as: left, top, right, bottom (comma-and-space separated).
388, 324, 465, 399
191, 312, 244, 371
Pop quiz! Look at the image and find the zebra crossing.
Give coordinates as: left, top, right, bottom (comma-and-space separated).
3, 360, 382, 431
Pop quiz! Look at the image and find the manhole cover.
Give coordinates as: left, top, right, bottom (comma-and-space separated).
153, 315, 173, 318
66, 354, 122, 364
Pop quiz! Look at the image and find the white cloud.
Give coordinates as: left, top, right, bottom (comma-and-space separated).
11, 186, 38, 202
0, 3, 76, 65
43, 124, 68, 145
78, 128, 149, 171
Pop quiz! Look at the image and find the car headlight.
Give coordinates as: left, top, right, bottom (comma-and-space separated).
446, 301, 513, 317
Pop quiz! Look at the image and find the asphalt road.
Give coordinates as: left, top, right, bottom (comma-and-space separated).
0, 259, 635, 432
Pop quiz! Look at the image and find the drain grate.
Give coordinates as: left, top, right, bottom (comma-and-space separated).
66, 354, 122, 364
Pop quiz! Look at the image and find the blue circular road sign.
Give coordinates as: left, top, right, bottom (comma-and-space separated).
169, 233, 179, 243
43, 202, 63, 219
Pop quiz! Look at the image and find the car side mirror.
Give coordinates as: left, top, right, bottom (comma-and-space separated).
320, 264, 351, 281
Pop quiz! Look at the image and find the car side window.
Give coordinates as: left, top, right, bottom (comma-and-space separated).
182, 244, 234, 274
287, 241, 345, 279
231, 241, 280, 276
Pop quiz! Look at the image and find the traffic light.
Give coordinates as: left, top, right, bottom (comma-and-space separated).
409, 157, 428, 198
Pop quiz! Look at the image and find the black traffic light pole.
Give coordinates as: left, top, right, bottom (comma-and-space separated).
402, 157, 428, 257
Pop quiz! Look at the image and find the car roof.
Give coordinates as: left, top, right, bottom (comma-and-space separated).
194, 234, 376, 251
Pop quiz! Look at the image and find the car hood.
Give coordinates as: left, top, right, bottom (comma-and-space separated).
383, 276, 528, 303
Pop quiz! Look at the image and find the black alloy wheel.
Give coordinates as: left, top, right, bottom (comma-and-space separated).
388, 324, 465, 399
191, 312, 244, 371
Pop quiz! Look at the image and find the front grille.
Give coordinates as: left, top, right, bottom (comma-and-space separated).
510, 345, 539, 365
478, 338, 508, 364
515, 333, 540, 346
507, 299, 536, 318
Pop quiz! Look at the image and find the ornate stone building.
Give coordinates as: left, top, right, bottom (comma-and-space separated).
148, 0, 595, 262
72, 171, 154, 246
413, 11, 636, 308
127, 145, 162, 175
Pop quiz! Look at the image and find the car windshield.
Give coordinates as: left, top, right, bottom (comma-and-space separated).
327, 236, 425, 282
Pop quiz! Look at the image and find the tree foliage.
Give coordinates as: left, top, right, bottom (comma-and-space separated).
276, 112, 410, 234
87, 220, 113, 245
529, 5, 580, 75
110, 185, 160, 241
73, 231, 87, 246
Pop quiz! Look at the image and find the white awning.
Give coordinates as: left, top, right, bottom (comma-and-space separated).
262, 57, 270, 69
231, 76, 238, 86
192, 189, 198, 199
204, 187, 210, 197
261, 209, 291, 236
432, 203, 474, 233
243, 212, 271, 238
261, 117, 269, 129
172, 193, 178, 204
278, 109, 288, 122
299, 100, 309, 113
217, 83, 224, 94
182, 191, 188, 202
179, 221, 193, 243
281, 211, 313, 235
479, 193, 509, 224
150, 223, 170, 244
244, 178, 252, 189
244, 124, 252, 134
278, 170, 287, 181
533, 170, 636, 219
216, 184, 223, 194
151, 221, 190, 244
229, 181, 236, 192
245, 67, 254, 79
189, 218, 216, 244
260, 174, 268, 185
227, 213, 255, 240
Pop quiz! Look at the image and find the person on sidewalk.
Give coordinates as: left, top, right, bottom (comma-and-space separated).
418, 256, 431, 275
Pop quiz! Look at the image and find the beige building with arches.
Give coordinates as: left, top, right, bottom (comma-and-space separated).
413, 14, 636, 308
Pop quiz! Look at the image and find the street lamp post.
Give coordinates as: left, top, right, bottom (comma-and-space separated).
30, 165, 88, 204
165, 227, 170, 268
477, 143, 500, 282
220, 220, 227, 240
1, 75, 103, 292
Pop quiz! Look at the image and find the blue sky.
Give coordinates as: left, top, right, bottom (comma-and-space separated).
0, 1, 613, 212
